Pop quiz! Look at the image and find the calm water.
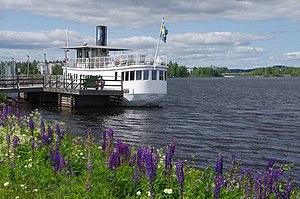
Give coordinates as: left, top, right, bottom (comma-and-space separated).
18, 77, 300, 180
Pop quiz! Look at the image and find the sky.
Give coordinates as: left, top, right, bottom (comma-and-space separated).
0, 0, 300, 69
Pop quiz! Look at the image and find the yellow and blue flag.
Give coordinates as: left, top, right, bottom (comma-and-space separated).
160, 23, 168, 43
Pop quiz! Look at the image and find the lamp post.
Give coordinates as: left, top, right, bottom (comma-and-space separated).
43, 51, 47, 74
27, 53, 30, 77
11, 56, 15, 88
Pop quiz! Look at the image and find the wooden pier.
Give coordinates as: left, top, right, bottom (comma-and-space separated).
0, 75, 123, 107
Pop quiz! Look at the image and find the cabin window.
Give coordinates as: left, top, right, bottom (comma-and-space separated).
130, 71, 135, 81
125, 71, 129, 81
152, 70, 157, 80
159, 71, 164, 80
115, 72, 118, 80
136, 71, 142, 80
164, 71, 167, 81
121, 72, 124, 81
143, 70, 149, 80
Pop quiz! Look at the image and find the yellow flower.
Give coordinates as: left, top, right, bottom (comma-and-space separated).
164, 188, 173, 194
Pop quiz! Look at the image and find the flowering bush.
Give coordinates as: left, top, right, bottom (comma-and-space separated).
0, 106, 299, 198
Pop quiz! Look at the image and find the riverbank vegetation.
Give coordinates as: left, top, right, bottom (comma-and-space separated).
167, 62, 300, 78
0, 106, 299, 198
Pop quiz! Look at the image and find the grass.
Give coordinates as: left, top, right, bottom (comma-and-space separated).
0, 106, 299, 198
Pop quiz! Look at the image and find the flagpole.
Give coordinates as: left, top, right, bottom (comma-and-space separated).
154, 17, 165, 65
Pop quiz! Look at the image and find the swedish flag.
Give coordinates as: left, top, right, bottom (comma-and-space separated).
160, 23, 168, 43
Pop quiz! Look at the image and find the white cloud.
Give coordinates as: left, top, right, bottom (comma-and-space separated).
284, 51, 300, 60
1, 0, 300, 28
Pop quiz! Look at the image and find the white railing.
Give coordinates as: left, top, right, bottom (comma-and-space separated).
67, 53, 167, 69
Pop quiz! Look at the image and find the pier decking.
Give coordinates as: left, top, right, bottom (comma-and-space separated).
0, 75, 123, 107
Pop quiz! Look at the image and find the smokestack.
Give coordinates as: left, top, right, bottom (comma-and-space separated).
96, 26, 107, 46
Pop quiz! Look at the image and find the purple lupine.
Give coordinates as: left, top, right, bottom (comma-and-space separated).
144, 148, 156, 199
56, 122, 63, 140
282, 180, 292, 199
42, 132, 49, 146
7, 106, 12, 115
176, 161, 185, 198
133, 168, 139, 185
145, 148, 154, 180
2, 106, 7, 118
109, 151, 115, 172
114, 147, 121, 168
6, 133, 10, 152
266, 159, 275, 172
214, 175, 226, 199
129, 153, 136, 166
215, 154, 223, 176
137, 147, 145, 171
40, 120, 46, 135
54, 150, 64, 173
108, 128, 114, 138
47, 126, 53, 143
254, 172, 263, 199
102, 130, 106, 151
29, 117, 34, 133
12, 136, 20, 149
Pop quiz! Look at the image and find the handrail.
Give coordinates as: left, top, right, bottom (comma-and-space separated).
0, 75, 123, 93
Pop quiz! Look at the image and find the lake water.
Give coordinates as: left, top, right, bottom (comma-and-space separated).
18, 77, 300, 181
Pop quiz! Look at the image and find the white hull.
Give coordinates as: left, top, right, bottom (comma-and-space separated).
123, 93, 166, 106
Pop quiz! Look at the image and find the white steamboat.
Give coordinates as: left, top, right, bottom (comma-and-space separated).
62, 26, 168, 106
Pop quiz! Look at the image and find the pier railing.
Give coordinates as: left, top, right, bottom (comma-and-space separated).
0, 75, 44, 89
44, 75, 123, 91
0, 75, 123, 93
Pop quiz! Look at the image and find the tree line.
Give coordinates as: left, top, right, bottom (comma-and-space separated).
167, 61, 228, 78
167, 62, 300, 78
0, 60, 63, 76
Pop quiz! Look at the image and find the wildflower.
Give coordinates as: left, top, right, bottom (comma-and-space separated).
215, 154, 223, 176
29, 117, 34, 132
28, 163, 32, 168
20, 184, 25, 188
4, 182, 9, 187
33, 188, 38, 192
13, 135, 20, 148
47, 126, 53, 143
15, 196, 19, 199
214, 175, 226, 199
176, 161, 185, 198
136, 191, 141, 196
129, 154, 136, 166
164, 188, 173, 194
109, 151, 115, 172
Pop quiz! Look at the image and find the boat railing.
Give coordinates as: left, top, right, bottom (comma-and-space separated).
67, 53, 167, 69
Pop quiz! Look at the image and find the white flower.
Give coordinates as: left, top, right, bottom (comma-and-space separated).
28, 158, 32, 161
33, 189, 38, 192
4, 182, 9, 187
24, 165, 27, 168
147, 191, 151, 197
15, 196, 19, 199
20, 184, 25, 188
28, 163, 32, 168
164, 188, 173, 194
136, 191, 141, 196
17, 155, 21, 158
5, 154, 8, 157
80, 152, 84, 156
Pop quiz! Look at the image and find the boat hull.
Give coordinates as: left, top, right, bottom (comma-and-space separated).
122, 93, 166, 106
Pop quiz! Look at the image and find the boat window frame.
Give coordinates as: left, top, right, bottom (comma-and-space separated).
152, 70, 157, 80
143, 70, 149, 80
136, 70, 142, 80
